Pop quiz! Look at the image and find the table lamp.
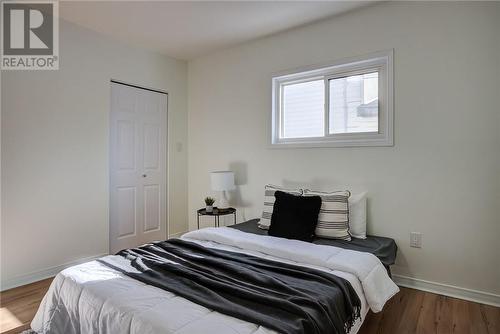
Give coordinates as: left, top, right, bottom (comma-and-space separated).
210, 171, 235, 209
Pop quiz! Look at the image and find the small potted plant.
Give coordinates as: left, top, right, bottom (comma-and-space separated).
204, 197, 215, 213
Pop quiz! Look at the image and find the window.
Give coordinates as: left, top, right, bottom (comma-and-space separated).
271, 50, 393, 147
329, 72, 378, 134
282, 79, 324, 138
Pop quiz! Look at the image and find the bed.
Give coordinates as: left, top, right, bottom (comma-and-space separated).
31, 224, 399, 334
230, 219, 398, 276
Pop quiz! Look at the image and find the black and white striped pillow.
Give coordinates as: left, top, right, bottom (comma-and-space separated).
258, 184, 303, 229
303, 189, 351, 240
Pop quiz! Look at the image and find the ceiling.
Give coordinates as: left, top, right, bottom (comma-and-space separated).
59, 1, 373, 60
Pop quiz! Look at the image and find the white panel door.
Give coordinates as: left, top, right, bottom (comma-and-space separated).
110, 82, 167, 254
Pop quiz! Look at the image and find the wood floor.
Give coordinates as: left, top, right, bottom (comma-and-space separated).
0, 278, 53, 334
0, 278, 498, 334
359, 287, 499, 334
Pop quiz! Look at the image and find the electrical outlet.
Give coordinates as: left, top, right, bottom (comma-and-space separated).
410, 232, 422, 248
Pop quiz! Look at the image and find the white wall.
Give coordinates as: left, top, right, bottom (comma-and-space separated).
188, 2, 500, 295
1, 20, 188, 288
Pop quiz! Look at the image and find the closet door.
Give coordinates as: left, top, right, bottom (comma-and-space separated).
109, 82, 167, 254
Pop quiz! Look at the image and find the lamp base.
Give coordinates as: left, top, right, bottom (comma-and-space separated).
217, 191, 230, 209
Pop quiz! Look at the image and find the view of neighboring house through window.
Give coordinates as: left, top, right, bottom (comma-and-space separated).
329, 72, 379, 134
282, 79, 325, 138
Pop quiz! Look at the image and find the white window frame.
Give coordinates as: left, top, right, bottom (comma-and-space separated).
271, 50, 393, 148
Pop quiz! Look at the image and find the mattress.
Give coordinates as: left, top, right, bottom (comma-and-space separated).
31, 227, 399, 334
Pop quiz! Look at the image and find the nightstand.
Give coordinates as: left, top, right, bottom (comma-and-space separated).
197, 207, 236, 229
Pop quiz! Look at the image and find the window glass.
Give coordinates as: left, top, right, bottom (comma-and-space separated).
329, 72, 379, 134
282, 80, 324, 138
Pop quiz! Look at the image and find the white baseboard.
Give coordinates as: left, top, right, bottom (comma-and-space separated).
393, 274, 500, 307
1, 232, 188, 292
168, 230, 188, 239
3, 251, 498, 309
0, 253, 108, 292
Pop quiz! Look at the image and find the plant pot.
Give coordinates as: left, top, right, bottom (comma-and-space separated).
206, 205, 213, 213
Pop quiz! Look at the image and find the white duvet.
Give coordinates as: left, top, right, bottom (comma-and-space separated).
32, 228, 399, 334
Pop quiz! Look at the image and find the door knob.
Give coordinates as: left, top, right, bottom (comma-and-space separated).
142, 174, 147, 177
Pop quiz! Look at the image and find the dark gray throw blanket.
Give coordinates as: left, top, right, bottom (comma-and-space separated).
98, 239, 361, 334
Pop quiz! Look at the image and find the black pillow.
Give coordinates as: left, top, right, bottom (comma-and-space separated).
268, 191, 322, 242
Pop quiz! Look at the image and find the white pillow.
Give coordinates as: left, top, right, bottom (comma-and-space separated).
349, 192, 367, 239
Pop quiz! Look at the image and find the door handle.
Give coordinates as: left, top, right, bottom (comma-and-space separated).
142, 174, 147, 178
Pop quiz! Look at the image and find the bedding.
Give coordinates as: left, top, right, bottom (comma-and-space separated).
259, 184, 303, 229
98, 238, 361, 334
31, 227, 399, 334
259, 186, 367, 239
268, 191, 322, 242
302, 189, 351, 241
230, 219, 397, 274
348, 192, 367, 239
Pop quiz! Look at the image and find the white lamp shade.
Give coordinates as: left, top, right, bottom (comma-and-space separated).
210, 171, 235, 191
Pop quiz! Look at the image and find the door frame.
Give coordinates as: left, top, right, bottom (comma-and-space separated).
109, 79, 169, 254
